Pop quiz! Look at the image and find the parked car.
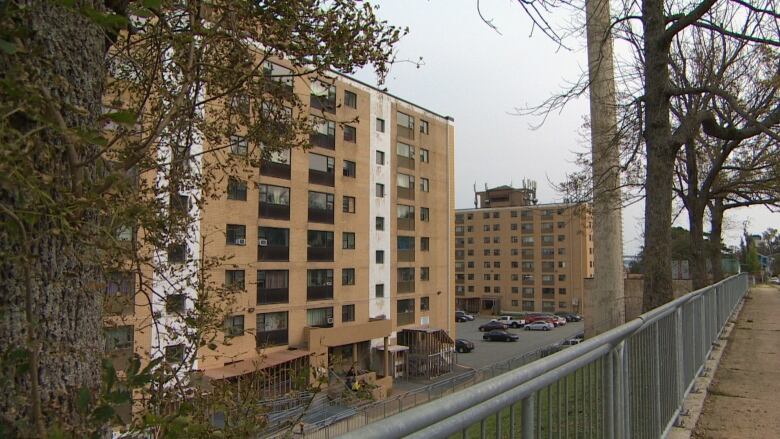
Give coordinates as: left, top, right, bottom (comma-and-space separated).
482, 330, 519, 342
561, 338, 582, 346
555, 316, 567, 326
491, 315, 526, 328
479, 321, 508, 332
455, 310, 475, 321
525, 321, 553, 331
455, 339, 475, 353
555, 312, 582, 322
525, 315, 559, 327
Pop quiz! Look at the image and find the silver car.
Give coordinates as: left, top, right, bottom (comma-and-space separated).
525, 321, 553, 331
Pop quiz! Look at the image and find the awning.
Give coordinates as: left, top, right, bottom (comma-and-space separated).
202, 349, 311, 380
375, 345, 409, 352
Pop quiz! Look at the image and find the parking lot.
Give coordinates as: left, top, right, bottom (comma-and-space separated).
454, 317, 584, 369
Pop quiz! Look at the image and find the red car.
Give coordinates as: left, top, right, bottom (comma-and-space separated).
525, 315, 559, 327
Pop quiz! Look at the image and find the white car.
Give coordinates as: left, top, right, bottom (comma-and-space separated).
525, 321, 553, 331
491, 315, 526, 328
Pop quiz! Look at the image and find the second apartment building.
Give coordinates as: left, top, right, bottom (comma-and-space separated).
454, 185, 593, 315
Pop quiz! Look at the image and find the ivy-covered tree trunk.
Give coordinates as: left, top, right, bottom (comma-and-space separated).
709, 199, 725, 282
0, 0, 106, 435
641, 0, 676, 311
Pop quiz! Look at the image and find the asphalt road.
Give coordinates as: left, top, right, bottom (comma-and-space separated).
454, 317, 584, 370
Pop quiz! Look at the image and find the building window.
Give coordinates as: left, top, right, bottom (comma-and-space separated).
344, 90, 357, 108
376, 150, 385, 165
229, 135, 248, 156
342, 268, 356, 285
308, 230, 335, 260
493, 237, 500, 244
420, 207, 430, 222
227, 177, 247, 201
225, 270, 245, 290
559, 248, 567, 255
523, 287, 534, 297
493, 212, 500, 218
421, 267, 430, 281
342, 304, 356, 322
523, 301, 535, 311
421, 178, 429, 192
558, 234, 566, 242
468, 261, 475, 268
512, 274, 519, 281
484, 261, 490, 268
511, 223, 518, 231
343, 125, 356, 143
421, 237, 430, 251
558, 261, 567, 268
559, 288, 567, 294
483, 274, 491, 280
105, 326, 134, 351
106, 272, 135, 296
483, 237, 490, 244
257, 270, 289, 304
342, 196, 356, 213
256, 312, 288, 347
166, 294, 186, 314
259, 184, 291, 207
167, 243, 186, 264
559, 301, 568, 309
420, 119, 429, 134
376, 284, 385, 298
484, 286, 491, 293
342, 232, 356, 249
376, 250, 385, 264
420, 148, 429, 163
376, 118, 385, 133
376, 216, 385, 231
376, 183, 385, 198
493, 274, 500, 280
225, 315, 245, 336
165, 344, 185, 364
420, 296, 430, 311
343, 160, 356, 177
397, 111, 415, 138
492, 224, 500, 231
559, 274, 567, 281
493, 261, 501, 268
226, 224, 246, 245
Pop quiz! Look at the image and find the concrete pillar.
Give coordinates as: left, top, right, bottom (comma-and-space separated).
585, 0, 625, 336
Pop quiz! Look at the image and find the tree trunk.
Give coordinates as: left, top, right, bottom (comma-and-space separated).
642, 0, 676, 311
709, 199, 725, 282
0, 1, 106, 435
688, 201, 709, 289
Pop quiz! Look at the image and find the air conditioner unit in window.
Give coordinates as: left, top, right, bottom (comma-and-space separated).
326, 317, 333, 324
258, 239, 268, 246
236, 238, 246, 245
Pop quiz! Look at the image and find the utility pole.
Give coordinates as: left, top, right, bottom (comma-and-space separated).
585, 0, 625, 336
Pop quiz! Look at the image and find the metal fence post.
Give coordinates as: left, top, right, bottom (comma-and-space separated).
605, 349, 615, 439
675, 307, 684, 406
522, 394, 535, 439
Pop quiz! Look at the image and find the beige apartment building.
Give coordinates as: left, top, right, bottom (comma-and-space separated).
454, 185, 593, 315
103, 63, 456, 397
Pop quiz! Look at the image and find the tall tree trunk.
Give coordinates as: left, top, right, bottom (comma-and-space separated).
709, 199, 725, 282
688, 201, 709, 289
642, 0, 676, 311
0, 1, 106, 435
585, 0, 625, 336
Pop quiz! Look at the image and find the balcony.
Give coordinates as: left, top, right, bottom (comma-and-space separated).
542, 252, 555, 260
307, 246, 334, 262
257, 288, 288, 305
255, 329, 288, 348
104, 295, 134, 316
397, 280, 415, 294
310, 132, 336, 150
309, 169, 335, 186
307, 285, 334, 301
542, 265, 555, 273
310, 95, 336, 114
308, 207, 334, 224
397, 155, 415, 170
258, 202, 290, 220
455, 240, 464, 248
522, 278, 534, 286
397, 311, 415, 327
397, 218, 415, 231
260, 161, 291, 179
397, 186, 415, 200
397, 249, 415, 263
522, 266, 533, 273
397, 125, 414, 140
257, 245, 289, 261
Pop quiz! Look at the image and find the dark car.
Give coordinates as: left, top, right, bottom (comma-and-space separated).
455, 339, 475, 353
483, 330, 519, 342
478, 321, 508, 332
555, 312, 582, 322
456, 310, 475, 322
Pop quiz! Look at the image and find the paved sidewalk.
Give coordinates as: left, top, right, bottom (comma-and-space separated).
693, 284, 780, 438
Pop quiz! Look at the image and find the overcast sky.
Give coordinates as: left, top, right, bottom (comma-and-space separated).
353, 0, 778, 253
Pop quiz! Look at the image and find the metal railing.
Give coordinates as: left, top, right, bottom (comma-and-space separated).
340, 274, 749, 439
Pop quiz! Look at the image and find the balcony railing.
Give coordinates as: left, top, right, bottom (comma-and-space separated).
256, 329, 288, 348
309, 169, 335, 186
397, 217, 415, 231
104, 296, 134, 316
397, 280, 415, 294
258, 245, 289, 261
396, 311, 415, 327
258, 202, 290, 220
308, 207, 334, 224
310, 132, 336, 149
307, 285, 333, 301
542, 252, 555, 260
257, 288, 289, 305
397, 125, 414, 140
307, 246, 334, 262
397, 249, 415, 263
397, 156, 415, 170
260, 161, 291, 179
397, 186, 415, 200
342, 274, 750, 439
310, 95, 336, 114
